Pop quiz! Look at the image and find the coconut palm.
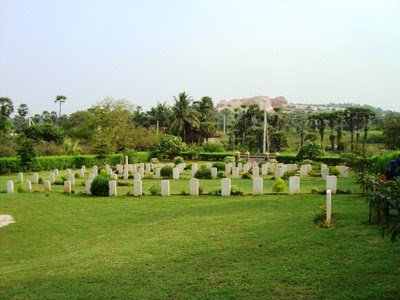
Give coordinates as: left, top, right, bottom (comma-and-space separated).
170, 92, 200, 143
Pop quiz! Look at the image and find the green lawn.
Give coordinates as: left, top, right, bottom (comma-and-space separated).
1, 172, 400, 299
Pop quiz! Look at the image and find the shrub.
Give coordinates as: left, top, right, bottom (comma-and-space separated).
160, 166, 173, 178
241, 172, 252, 179
23, 124, 65, 144
296, 142, 326, 161
149, 184, 161, 196
374, 150, 400, 174
217, 171, 226, 178
212, 162, 225, 171
150, 157, 159, 164
180, 190, 189, 195
272, 178, 286, 194
231, 185, 244, 196
195, 166, 212, 179
174, 156, 184, 164
157, 134, 187, 157
224, 156, 235, 164
90, 174, 112, 196
185, 163, 192, 170
311, 186, 320, 194
123, 149, 139, 164
199, 186, 204, 195
202, 142, 225, 152
17, 138, 37, 171
329, 167, 341, 176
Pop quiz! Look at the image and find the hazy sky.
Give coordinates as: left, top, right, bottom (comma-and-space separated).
1, 0, 399, 115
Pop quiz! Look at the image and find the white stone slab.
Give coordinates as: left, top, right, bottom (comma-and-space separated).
134, 179, 142, 197
221, 178, 231, 196
161, 180, 170, 196
6, 180, 13, 193
189, 178, 199, 196
289, 176, 300, 195
326, 176, 337, 194
109, 180, 117, 196
44, 180, 51, 192
252, 178, 263, 195
25, 180, 32, 192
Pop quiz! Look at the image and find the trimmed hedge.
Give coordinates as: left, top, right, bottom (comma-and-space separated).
0, 152, 150, 174
276, 154, 344, 165
181, 152, 235, 161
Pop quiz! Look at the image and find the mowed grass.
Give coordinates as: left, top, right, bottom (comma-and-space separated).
1, 172, 400, 298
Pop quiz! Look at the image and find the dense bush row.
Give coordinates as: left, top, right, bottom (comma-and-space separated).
180, 152, 235, 161
276, 154, 343, 165
0, 152, 150, 174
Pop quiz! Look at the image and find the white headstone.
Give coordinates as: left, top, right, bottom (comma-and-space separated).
123, 168, 129, 180
64, 181, 72, 193
326, 189, 332, 223
243, 164, 250, 174
252, 178, 263, 195
18, 172, 24, 183
134, 179, 142, 197
49, 172, 56, 183
161, 180, 170, 196
109, 180, 117, 196
93, 166, 98, 176
44, 180, 51, 192
25, 180, 32, 192
289, 176, 300, 195
221, 178, 231, 196
6, 180, 14, 193
326, 176, 337, 194
205, 162, 212, 169
225, 164, 231, 175
54, 169, 59, 177
231, 167, 239, 179
173, 167, 180, 180
211, 167, 218, 179
321, 166, 329, 179
261, 164, 268, 175
134, 173, 141, 181
252, 166, 260, 178
32, 173, 39, 184
189, 178, 199, 196
145, 163, 152, 173
68, 173, 75, 185
79, 168, 85, 178
125, 155, 129, 165
85, 180, 92, 195
88, 173, 95, 181
155, 168, 161, 179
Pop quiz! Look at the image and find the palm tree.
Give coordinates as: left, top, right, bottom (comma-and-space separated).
334, 110, 345, 149
345, 107, 358, 151
170, 92, 200, 143
194, 96, 217, 143
54, 95, 67, 124
362, 108, 375, 145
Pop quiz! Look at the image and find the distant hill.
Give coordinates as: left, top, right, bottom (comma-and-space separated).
216, 96, 288, 111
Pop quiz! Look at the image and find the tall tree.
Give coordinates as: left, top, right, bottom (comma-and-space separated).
170, 92, 199, 143
54, 95, 67, 124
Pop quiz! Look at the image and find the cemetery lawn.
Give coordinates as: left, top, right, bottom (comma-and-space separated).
1, 190, 400, 299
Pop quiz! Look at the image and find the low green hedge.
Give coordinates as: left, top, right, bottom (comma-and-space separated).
180, 152, 235, 161
276, 154, 343, 165
0, 152, 150, 174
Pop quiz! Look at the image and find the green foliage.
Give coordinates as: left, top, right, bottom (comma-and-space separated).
123, 149, 139, 164
160, 166, 173, 178
329, 167, 341, 176
23, 124, 65, 144
174, 156, 184, 164
157, 134, 187, 157
311, 186, 320, 194
241, 173, 252, 179
282, 171, 296, 180
150, 158, 159, 164
382, 114, 400, 150
313, 206, 332, 228
223, 156, 235, 164
217, 171, 226, 178
202, 142, 225, 152
272, 178, 286, 194
374, 151, 400, 174
149, 184, 161, 196
0, 153, 149, 174
296, 142, 326, 161
195, 166, 212, 179
212, 162, 225, 171
231, 185, 244, 196
17, 139, 37, 171
93, 139, 112, 159
90, 174, 112, 196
